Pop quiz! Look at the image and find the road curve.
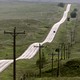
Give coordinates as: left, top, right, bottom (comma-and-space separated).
17, 4, 71, 60
0, 4, 71, 73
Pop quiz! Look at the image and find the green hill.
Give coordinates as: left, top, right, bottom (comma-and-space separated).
0, 2, 66, 80
0, 2, 80, 80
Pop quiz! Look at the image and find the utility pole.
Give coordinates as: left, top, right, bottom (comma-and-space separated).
51, 52, 54, 77
67, 43, 71, 59
70, 30, 73, 47
49, 52, 56, 77
39, 43, 42, 77
4, 27, 25, 80
65, 45, 67, 59
63, 43, 66, 60
60, 44, 63, 60
55, 48, 60, 77
60, 43, 63, 60
34, 43, 43, 77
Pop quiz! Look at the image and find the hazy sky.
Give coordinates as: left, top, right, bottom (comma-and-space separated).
0, 0, 80, 3
19, 0, 80, 3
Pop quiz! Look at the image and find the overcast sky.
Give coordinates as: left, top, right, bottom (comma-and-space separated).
19, 0, 80, 3
0, 0, 80, 3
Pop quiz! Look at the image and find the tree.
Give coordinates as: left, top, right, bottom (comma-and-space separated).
70, 11, 77, 18
74, 8, 78, 12
58, 3, 65, 7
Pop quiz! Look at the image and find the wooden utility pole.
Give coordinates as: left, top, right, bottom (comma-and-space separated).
60, 43, 64, 60
51, 52, 54, 77
63, 43, 66, 60
34, 43, 43, 77
39, 43, 42, 77
49, 52, 57, 77
4, 27, 25, 80
67, 43, 71, 59
55, 48, 60, 77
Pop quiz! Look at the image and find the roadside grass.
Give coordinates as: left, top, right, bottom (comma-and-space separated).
60, 59, 80, 77
34, 77, 80, 80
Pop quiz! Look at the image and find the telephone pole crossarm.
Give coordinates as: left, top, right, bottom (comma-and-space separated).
4, 30, 13, 35
4, 30, 25, 35
16, 31, 25, 35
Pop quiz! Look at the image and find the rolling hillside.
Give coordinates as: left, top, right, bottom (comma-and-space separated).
0, 1, 80, 80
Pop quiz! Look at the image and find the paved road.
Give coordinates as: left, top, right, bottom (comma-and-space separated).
0, 4, 71, 73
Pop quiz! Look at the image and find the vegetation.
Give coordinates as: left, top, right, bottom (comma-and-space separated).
0, 1, 66, 80
60, 59, 80, 77
58, 3, 65, 7
70, 11, 77, 18
74, 8, 78, 12
0, 2, 65, 59
0, 2, 80, 80
70, 8, 78, 18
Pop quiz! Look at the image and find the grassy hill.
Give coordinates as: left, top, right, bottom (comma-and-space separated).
0, 1, 66, 80
0, 2, 65, 59
0, 2, 80, 80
